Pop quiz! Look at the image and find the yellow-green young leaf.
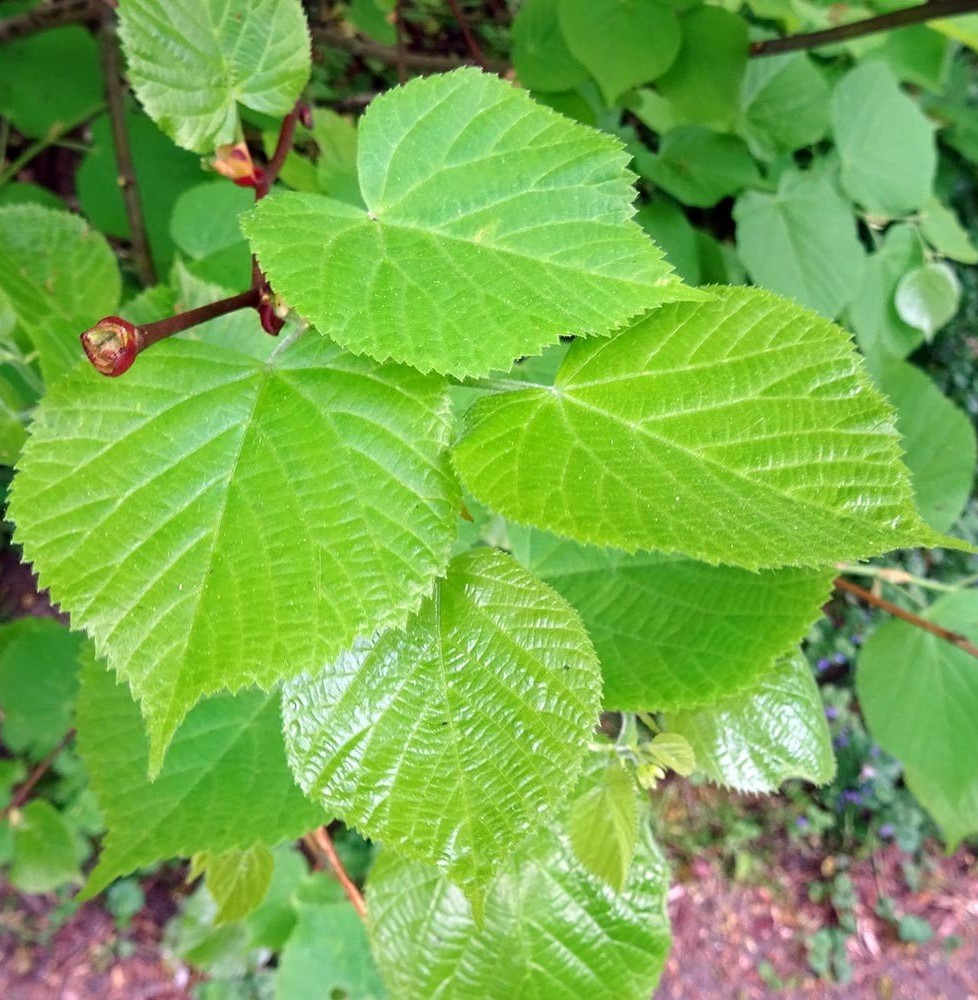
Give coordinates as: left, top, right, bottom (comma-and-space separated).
558, 0, 680, 104
191, 846, 275, 926
457, 287, 951, 570
857, 591, 978, 841
648, 733, 696, 777
511, 526, 832, 709
77, 656, 328, 899
367, 818, 670, 999
568, 758, 640, 891
0, 205, 121, 384
243, 69, 696, 379
117, 0, 311, 153
283, 549, 602, 904
10, 334, 458, 768
667, 653, 835, 793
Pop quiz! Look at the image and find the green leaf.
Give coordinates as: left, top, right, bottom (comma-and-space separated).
0, 27, 103, 139
733, 167, 866, 319
667, 653, 836, 793
367, 817, 671, 999
857, 591, 978, 839
656, 7, 749, 130
847, 223, 926, 360
457, 286, 947, 570
737, 53, 830, 159
636, 199, 701, 285
191, 846, 275, 926
876, 360, 976, 533
567, 759, 639, 892
283, 548, 601, 902
904, 766, 978, 851
244, 69, 694, 378
511, 526, 832, 709
511, 0, 588, 93
919, 197, 978, 264
558, 0, 680, 104
0, 205, 121, 384
76, 655, 328, 898
635, 126, 759, 208
277, 874, 387, 1000
0, 182, 65, 211
11, 333, 458, 768
77, 109, 205, 275
648, 733, 696, 777
0, 618, 82, 760
309, 109, 362, 206
831, 61, 936, 217
117, 0, 312, 153
170, 182, 254, 263
894, 262, 960, 340
8, 799, 83, 894
347, 0, 396, 45
874, 26, 951, 93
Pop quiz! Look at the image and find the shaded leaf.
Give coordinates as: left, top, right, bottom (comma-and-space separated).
919, 197, 978, 264
895, 262, 960, 340
8, 799, 83, 894
511, 0, 588, 93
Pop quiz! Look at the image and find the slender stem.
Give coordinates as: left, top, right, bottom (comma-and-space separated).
310, 826, 367, 919
0, 0, 102, 44
835, 563, 962, 594
255, 102, 303, 199
139, 288, 261, 349
0, 730, 75, 823
750, 0, 978, 57
834, 577, 978, 661
445, 0, 489, 71
99, 11, 156, 287
0, 106, 103, 186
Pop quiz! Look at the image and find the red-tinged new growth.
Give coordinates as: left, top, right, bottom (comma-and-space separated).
213, 142, 266, 190
80, 316, 140, 377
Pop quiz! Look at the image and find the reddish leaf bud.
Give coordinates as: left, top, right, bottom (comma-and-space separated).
212, 142, 264, 188
298, 102, 313, 129
80, 316, 141, 377
258, 299, 285, 336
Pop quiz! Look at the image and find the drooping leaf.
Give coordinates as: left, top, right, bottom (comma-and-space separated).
847, 224, 926, 360
635, 126, 759, 208
0, 205, 121, 383
7, 799, 83, 894
857, 591, 978, 840
283, 548, 602, 903
919, 197, 978, 264
737, 52, 831, 159
367, 815, 671, 999
511, 526, 832, 709
76, 655, 328, 898
11, 333, 458, 768
0, 618, 82, 761
876, 360, 976, 533
733, 167, 866, 319
558, 0, 680, 104
667, 653, 836, 793
831, 61, 936, 217
457, 286, 948, 570
567, 758, 639, 892
655, 6, 749, 130
511, 0, 588, 93
244, 69, 694, 378
191, 845, 275, 925
894, 262, 961, 340
117, 0, 312, 153
277, 874, 387, 1000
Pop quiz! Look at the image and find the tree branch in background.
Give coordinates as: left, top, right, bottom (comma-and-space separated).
0, 0, 101, 44
0, 730, 75, 823
834, 576, 978, 661
446, 0, 490, 71
98, 11, 156, 286
307, 826, 368, 918
750, 0, 978, 56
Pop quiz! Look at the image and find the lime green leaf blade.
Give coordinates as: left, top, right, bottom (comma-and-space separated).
77, 656, 328, 899
568, 758, 639, 891
876, 360, 976, 533
667, 653, 836, 793
367, 816, 671, 999
8, 799, 83, 894
511, 0, 588, 93
117, 0, 311, 153
457, 286, 949, 570
10, 334, 458, 767
733, 167, 866, 319
894, 262, 961, 340
831, 61, 936, 218
243, 69, 696, 378
0, 618, 82, 760
283, 548, 602, 902
858, 592, 978, 815
0, 205, 121, 384
191, 845, 275, 926
558, 0, 680, 104
511, 526, 832, 709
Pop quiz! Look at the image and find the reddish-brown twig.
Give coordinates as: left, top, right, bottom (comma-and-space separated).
445, 0, 489, 71
310, 826, 367, 918
0, 730, 75, 823
834, 577, 978, 661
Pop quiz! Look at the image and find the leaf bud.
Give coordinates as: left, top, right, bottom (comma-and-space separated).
80, 316, 141, 377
